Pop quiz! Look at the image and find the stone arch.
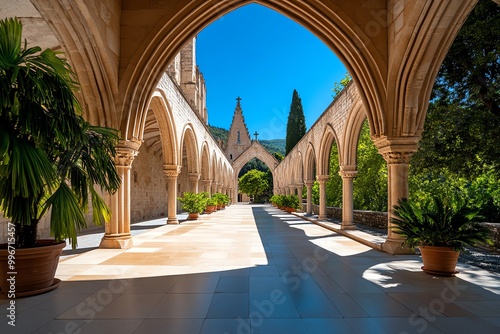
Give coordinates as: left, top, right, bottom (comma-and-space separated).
179, 124, 199, 174
200, 142, 211, 182
295, 152, 304, 184
304, 143, 316, 182
232, 142, 279, 200
211, 153, 218, 186
318, 124, 341, 176
342, 99, 367, 167
113, 0, 477, 156
32, 0, 119, 128
119, 2, 387, 145
232, 142, 279, 181
146, 90, 177, 166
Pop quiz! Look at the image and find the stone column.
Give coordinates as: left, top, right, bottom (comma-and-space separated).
217, 183, 223, 193
317, 175, 329, 220
289, 186, 295, 196
100, 140, 140, 249
189, 173, 200, 193
211, 182, 218, 194
164, 164, 181, 224
304, 180, 314, 215
202, 179, 212, 194
339, 166, 358, 230
296, 184, 303, 209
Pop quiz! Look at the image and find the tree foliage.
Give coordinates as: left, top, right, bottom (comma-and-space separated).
0, 18, 120, 248
285, 89, 306, 155
411, 0, 500, 178
239, 169, 269, 198
332, 72, 352, 98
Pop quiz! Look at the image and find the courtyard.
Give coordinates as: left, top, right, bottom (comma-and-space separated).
1, 204, 499, 334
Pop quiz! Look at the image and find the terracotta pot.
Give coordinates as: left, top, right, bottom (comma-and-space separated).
285, 207, 296, 213
0, 240, 65, 297
419, 245, 460, 276
204, 205, 216, 214
188, 212, 199, 220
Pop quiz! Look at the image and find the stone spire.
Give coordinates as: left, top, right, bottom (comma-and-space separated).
225, 97, 252, 161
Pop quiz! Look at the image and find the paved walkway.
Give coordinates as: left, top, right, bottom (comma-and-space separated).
1, 204, 500, 334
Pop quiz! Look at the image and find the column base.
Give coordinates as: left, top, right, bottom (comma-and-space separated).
167, 218, 179, 224
99, 234, 133, 249
382, 238, 415, 255
318, 215, 327, 220
341, 223, 356, 230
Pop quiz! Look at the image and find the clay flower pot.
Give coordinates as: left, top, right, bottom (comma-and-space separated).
188, 212, 200, 220
419, 246, 460, 276
0, 240, 66, 297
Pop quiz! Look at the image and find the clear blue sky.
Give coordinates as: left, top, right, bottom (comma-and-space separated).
197, 4, 347, 140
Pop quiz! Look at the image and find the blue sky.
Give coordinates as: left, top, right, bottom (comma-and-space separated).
196, 4, 347, 140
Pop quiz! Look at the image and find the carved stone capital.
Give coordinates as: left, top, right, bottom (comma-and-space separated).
163, 164, 181, 178
372, 136, 418, 164
339, 165, 358, 178
316, 175, 329, 183
189, 173, 201, 182
382, 151, 413, 164
202, 179, 212, 186
304, 180, 315, 187
114, 139, 141, 167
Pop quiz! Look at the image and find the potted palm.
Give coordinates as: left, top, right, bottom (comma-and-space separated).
392, 196, 493, 276
0, 18, 120, 296
178, 192, 207, 219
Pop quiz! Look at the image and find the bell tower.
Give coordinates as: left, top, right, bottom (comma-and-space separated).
225, 97, 252, 161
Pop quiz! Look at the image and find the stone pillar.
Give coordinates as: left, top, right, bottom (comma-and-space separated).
164, 164, 181, 224
317, 175, 329, 220
383, 151, 414, 253
100, 140, 140, 249
202, 179, 212, 194
289, 186, 295, 196
217, 183, 223, 193
296, 184, 303, 208
374, 137, 418, 254
211, 182, 218, 194
189, 173, 200, 193
339, 165, 358, 230
304, 180, 314, 215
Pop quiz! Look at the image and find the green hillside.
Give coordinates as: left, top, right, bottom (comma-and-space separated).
208, 125, 229, 143
260, 139, 285, 156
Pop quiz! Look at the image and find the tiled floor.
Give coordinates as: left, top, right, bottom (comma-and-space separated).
1, 204, 500, 333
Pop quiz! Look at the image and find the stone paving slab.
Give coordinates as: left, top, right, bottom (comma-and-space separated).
1, 204, 499, 334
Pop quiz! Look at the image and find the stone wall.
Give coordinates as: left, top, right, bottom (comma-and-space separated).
303, 204, 500, 249
130, 144, 169, 223
304, 204, 387, 228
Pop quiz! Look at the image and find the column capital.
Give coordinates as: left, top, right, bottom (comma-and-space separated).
202, 179, 212, 185
163, 164, 181, 178
373, 136, 418, 164
295, 183, 303, 189
304, 180, 315, 187
189, 173, 201, 182
115, 139, 141, 167
316, 175, 329, 183
382, 151, 414, 164
339, 165, 358, 178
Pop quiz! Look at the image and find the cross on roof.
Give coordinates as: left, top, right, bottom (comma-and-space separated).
254, 131, 259, 141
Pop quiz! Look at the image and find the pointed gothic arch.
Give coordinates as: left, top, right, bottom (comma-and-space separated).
318, 124, 341, 176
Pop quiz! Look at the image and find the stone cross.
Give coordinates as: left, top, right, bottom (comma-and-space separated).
254, 131, 259, 141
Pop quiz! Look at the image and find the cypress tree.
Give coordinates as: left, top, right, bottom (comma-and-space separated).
285, 89, 306, 155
